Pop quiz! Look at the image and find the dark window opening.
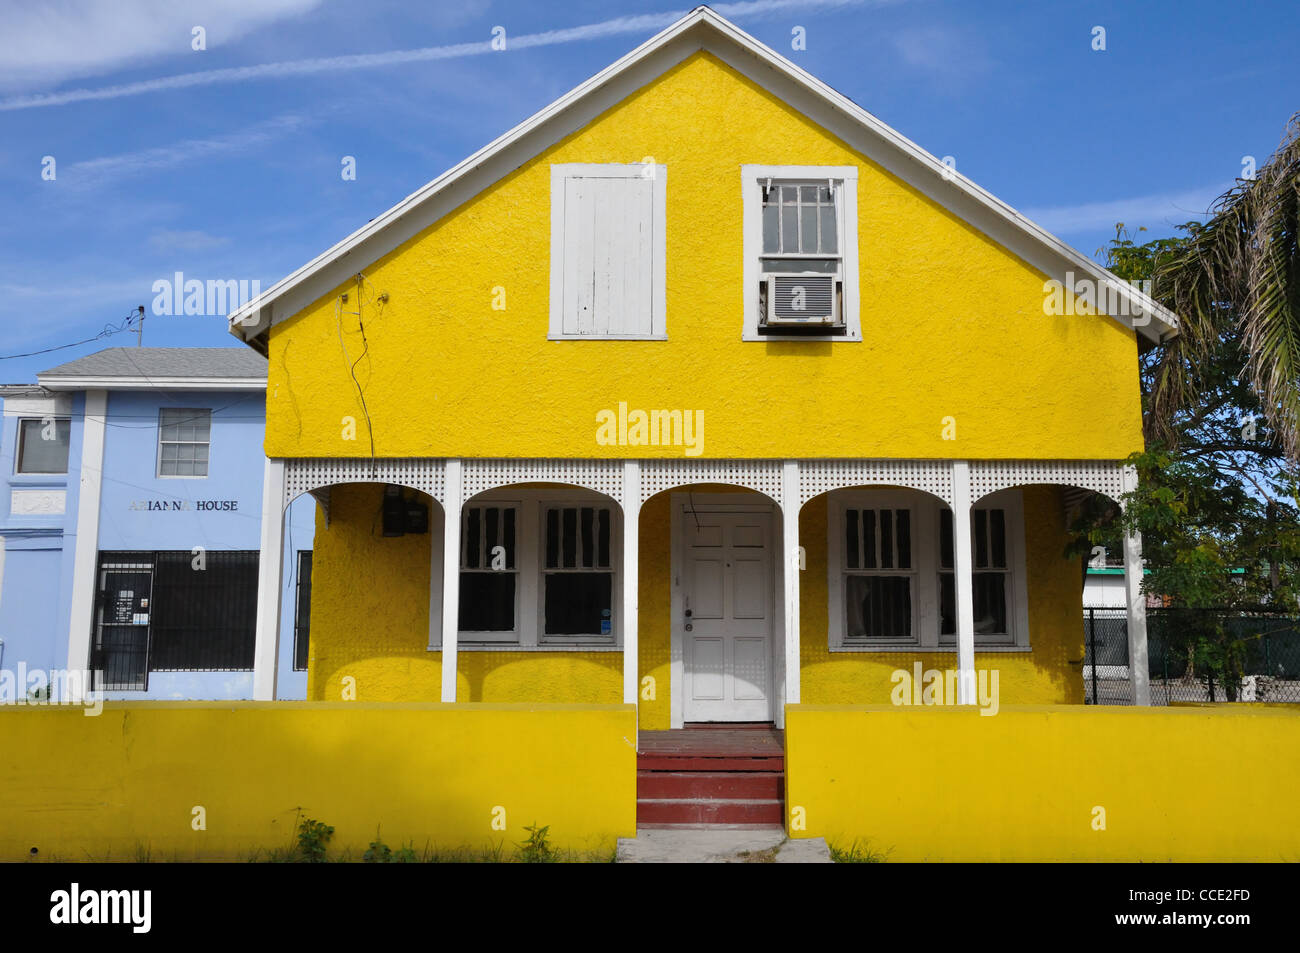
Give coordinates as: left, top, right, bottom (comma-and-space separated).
294, 551, 312, 671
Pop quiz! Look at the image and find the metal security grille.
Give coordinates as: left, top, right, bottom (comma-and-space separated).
91, 551, 259, 689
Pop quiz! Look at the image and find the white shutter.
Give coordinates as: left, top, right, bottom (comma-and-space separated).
550, 164, 665, 339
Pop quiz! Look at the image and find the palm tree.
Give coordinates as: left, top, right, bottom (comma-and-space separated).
1151, 113, 1300, 458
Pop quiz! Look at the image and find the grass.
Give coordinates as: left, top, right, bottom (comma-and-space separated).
829, 839, 891, 863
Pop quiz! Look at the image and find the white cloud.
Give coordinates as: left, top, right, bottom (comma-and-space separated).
891, 26, 990, 76
63, 113, 310, 187
0, 0, 908, 110
0, 0, 323, 92
1021, 182, 1232, 236
148, 229, 231, 253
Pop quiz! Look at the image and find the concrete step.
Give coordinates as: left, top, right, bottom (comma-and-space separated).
617, 826, 832, 863
636, 754, 784, 772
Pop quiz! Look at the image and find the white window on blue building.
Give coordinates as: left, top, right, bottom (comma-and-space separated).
16, 417, 70, 473
157, 408, 211, 477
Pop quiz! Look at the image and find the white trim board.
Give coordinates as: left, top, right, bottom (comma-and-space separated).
226, 7, 1177, 348
65, 389, 107, 697
37, 376, 265, 391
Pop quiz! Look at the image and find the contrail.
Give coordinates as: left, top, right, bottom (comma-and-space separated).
0, 0, 890, 112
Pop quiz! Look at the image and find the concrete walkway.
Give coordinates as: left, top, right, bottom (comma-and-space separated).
616, 826, 832, 863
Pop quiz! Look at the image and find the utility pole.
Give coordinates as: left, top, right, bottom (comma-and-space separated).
134, 305, 145, 346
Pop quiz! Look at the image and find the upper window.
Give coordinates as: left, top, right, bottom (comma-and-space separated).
157, 408, 211, 477
742, 165, 860, 341
549, 163, 667, 339
843, 506, 914, 643
939, 508, 1012, 645
16, 417, 70, 474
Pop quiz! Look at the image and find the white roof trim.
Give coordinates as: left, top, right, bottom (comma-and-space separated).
36, 376, 266, 392
227, 5, 1178, 345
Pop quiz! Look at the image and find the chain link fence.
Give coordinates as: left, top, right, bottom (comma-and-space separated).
1084, 607, 1300, 705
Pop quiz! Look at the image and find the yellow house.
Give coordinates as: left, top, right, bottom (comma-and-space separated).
229, 7, 1176, 744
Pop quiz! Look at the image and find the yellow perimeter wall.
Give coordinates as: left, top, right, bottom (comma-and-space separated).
786, 704, 1300, 861
264, 52, 1142, 461
307, 482, 1083, 722
0, 703, 635, 861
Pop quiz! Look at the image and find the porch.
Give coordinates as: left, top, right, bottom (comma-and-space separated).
248, 457, 1155, 725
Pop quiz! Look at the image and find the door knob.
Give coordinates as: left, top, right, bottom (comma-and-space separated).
685, 609, 693, 617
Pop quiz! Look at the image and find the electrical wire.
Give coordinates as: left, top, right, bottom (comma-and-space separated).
0, 308, 144, 361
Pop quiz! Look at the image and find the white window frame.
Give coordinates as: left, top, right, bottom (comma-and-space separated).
14, 416, 71, 475
449, 488, 623, 650
742, 164, 860, 342
827, 488, 1029, 651
156, 407, 211, 479
548, 162, 668, 340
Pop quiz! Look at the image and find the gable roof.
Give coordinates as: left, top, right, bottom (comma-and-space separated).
226, 5, 1179, 350
38, 347, 267, 390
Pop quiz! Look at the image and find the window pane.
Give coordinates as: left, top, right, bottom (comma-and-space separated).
580, 507, 594, 568
939, 573, 955, 635
502, 507, 516, 569
800, 201, 818, 251
845, 509, 859, 569
939, 509, 953, 569
762, 202, 779, 254
485, 507, 500, 563
561, 507, 577, 568
544, 573, 612, 636
819, 203, 838, 254
974, 573, 1007, 634
17, 418, 70, 473
597, 508, 610, 568
458, 573, 515, 631
861, 510, 876, 569
845, 575, 911, 639
545, 508, 559, 568
294, 551, 312, 671
781, 202, 798, 251
974, 509, 988, 569
879, 509, 893, 569
464, 509, 481, 569
895, 509, 911, 569
990, 509, 1006, 568
799, 185, 818, 203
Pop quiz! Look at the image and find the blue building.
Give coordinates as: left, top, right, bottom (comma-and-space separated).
0, 348, 313, 700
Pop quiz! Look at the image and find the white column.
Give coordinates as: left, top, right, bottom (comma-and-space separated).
951, 461, 976, 705
780, 460, 801, 725
252, 457, 287, 700
66, 389, 107, 702
622, 462, 642, 723
1121, 465, 1152, 706
440, 459, 463, 703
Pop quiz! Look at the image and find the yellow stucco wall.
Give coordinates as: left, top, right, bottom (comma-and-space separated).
785, 704, 1300, 860
0, 703, 635, 860
308, 482, 1083, 722
263, 52, 1142, 461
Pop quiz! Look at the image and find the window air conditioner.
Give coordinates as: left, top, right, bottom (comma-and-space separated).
761, 273, 843, 333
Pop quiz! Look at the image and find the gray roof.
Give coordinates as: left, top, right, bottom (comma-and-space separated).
39, 347, 267, 381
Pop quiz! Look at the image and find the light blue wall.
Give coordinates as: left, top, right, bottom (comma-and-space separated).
0, 385, 315, 701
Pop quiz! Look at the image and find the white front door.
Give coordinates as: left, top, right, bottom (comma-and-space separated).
681, 509, 773, 722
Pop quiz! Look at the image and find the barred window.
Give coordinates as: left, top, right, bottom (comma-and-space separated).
459, 504, 517, 637
939, 508, 1010, 642
843, 507, 913, 642
543, 505, 613, 640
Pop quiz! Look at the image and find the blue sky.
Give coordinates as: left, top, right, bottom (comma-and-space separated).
1, 0, 1297, 381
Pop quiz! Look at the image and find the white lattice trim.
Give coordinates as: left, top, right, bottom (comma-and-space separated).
462, 458, 624, 503
798, 459, 954, 505
969, 460, 1125, 504
639, 459, 783, 504
283, 458, 445, 504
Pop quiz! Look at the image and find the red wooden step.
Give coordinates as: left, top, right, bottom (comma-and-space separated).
636, 755, 784, 772
637, 770, 783, 800
636, 798, 784, 825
